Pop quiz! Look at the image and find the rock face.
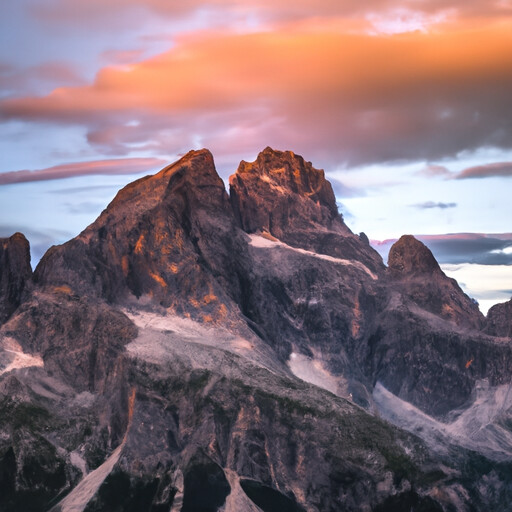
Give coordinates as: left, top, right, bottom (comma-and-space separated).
360, 235, 497, 419
486, 298, 512, 337
229, 147, 384, 274
230, 147, 343, 236
1, 147, 512, 511
0, 233, 32, 324
34, 149, 248, 327
387, 234, 440, 276
387, 235, 484, 329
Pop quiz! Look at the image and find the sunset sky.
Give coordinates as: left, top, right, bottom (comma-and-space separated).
1, 0, 511, 313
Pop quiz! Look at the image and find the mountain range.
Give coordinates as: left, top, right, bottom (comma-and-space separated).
1, 147, 512, 511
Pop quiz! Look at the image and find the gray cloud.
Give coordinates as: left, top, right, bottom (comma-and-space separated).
48, 184, 122, 195
372, 233, 512, 266
64, 201, 107, 215
410, 201, 457, 209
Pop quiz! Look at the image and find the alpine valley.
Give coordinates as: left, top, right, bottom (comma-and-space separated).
1, 147, 512, 512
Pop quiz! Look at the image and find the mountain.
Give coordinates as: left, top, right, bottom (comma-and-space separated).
1, 148, 512, 511
0, 232, 32, 323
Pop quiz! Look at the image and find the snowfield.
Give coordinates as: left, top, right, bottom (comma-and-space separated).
248, 234, 378, 279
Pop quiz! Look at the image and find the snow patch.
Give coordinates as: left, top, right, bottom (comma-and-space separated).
0, 337, 44, 376
374, 381, 512, 460
70, 451, 88, 477
221, 469, 263, 512
288, 352, 339, 395
169, 469, 184, 512
56, 389, 136, 511
125, 310, 256, 355
124, 310, 284, 375
248, 234, 377, 279
58, 441, 124, 512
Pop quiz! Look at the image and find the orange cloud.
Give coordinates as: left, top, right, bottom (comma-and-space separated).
456, 162, 512, 179
2, 22, 512, 165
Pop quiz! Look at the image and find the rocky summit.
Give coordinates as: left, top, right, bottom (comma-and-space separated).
1, 148, 512, 512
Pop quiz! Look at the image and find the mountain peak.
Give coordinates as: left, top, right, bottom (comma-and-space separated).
159, 148, 215, 179
387, 235, 440, 276
485, 298, 512, 337
229, 147, 346, 237
106, 148, 218, 213
387, 235, 483, 328
3, 148, 512, 512
34, 147, 235, 312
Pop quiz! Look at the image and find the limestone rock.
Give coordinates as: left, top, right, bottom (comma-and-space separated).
387, 235, 484, 329
485, 298, 512, 337
230, 146, 343, 235
0, 233, 32, 324
34, 149, 248, 326
2, 148, 512, 512
229, 147, 384, 274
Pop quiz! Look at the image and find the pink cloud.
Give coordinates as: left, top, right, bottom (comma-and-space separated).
29, 0, 512, 26
2, 22, 512, 166
0, 157, 167, 185
456, 162, 512, 179
418, 164, 452, 177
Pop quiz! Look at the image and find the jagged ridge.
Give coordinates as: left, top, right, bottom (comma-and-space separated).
1, 147, 512, 512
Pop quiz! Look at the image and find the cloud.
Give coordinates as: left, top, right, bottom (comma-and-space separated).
2, 21, 512, 167
47, 184, 123, 195
411, 201, 457, 209
418, 164, 451, 177
372, 233, 512, 266
0, 157, 167, 185
0, 61, 84, 97
455, 161, 512, 179
421, 234, 512, 265
100, 49, 148, 65
28, 0, 512, 27
64, 201, 108, 215
440, 263, 512, 315
329, 178, 367, 198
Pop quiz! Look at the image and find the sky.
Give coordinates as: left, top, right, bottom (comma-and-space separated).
1, 0, 511, 313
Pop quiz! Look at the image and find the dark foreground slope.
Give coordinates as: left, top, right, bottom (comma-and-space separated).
1, 148, 512, 511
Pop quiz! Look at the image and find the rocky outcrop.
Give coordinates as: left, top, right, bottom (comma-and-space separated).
387, 235, 440, 276
485, 298, 512, 337
0, 233, 32, 324
387, 235, 484, 329
363, 307, 512, 417
229, 147, 384, 274
2, 289, 136, 392
230, 147, 343, 235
